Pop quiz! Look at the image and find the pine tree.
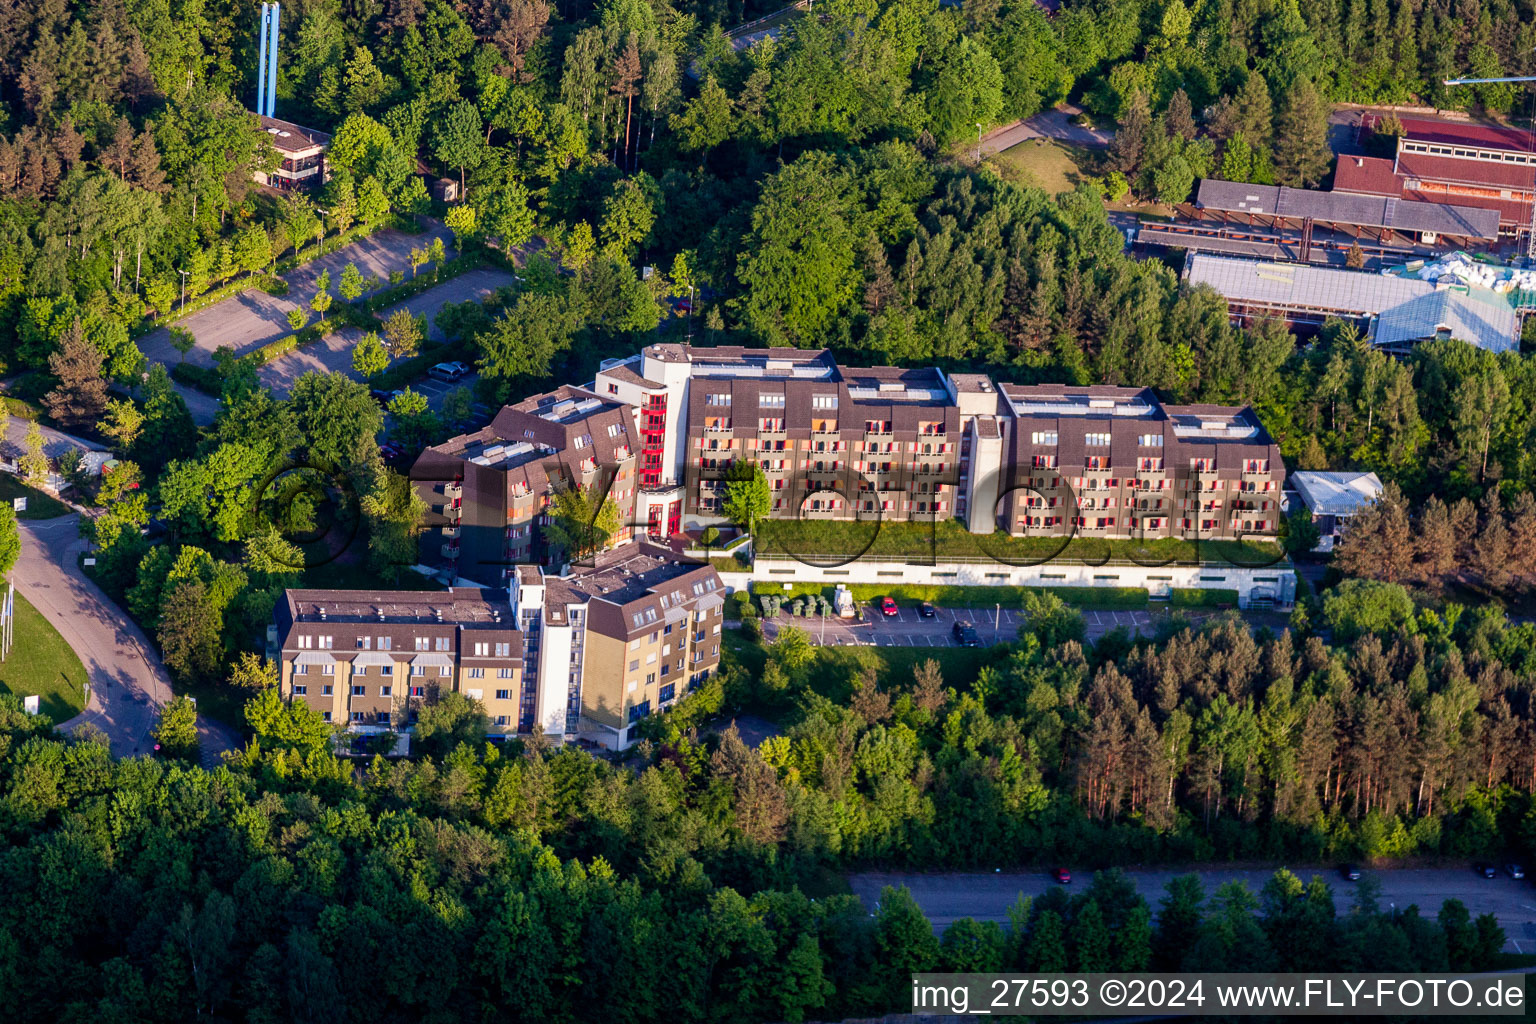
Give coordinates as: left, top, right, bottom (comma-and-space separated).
42, 320, 108, 427
1273, 80, 1334, 186
1166, 88, 1196, 140
1112, 91, 1152, 175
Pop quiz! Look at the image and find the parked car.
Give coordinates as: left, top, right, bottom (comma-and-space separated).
918, 602, 936, 618
1053, 867, 1072, 884
953, 621, 981, 647
429, 361, 470, 381
1478, 863, 1498, 879
369, 388, 393, 405
1340, 864, 1361, 881
879, 596, 899, 617
1505, 863, 1525, 880
379, 441, 405, 460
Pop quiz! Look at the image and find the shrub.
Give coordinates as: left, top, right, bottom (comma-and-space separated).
1168, 588, 1239, 608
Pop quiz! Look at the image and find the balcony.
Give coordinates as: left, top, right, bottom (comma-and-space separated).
441, 542, 460, 560
446, 502, 462, 521
442, 525, 460, 540
444, 482, 462, 500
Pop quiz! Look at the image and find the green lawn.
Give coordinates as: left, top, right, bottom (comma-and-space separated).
767, 580, 1151, 610
0, 592, 88, 723
991, 138, 1095, 195
753, 518, 1286, 569
0, 474, 71, 519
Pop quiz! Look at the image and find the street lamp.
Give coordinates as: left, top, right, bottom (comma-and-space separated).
176, 267, 190, 313
976, 123, 984, 162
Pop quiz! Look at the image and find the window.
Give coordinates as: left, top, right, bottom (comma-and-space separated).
629, 659, 640, 671
378, 636, 391, 650
322, 684, 333, 695
356, 636, 370, 649
660, 683, 676, 703
759, 394, 785, 407
812, 394, 837, 410
1031, 431, 1058, 445
297, 635, 312, 649
380, 685, 392, 697
376, 712, 391, 726
352, 685, 367, 696
435, 637, 450, 651
1138, 434, 1163, 447
293, 684, 307, 695
318, 635, 333, 649
608, 422, 623, 437
467, 668, 485, 679
410, 686, 425, 697
497, 668, 515, 679
294, 664, 308, 676
414, 637, 429, 651
411, 665, 425, 676
495, 642, 510, 657
474, 642, 490, 657
321, 664, 335, 676
496, 689, 512, 700
1085, 432, 1111, 447
351, 711, 366, 723
706, 392, 731, 406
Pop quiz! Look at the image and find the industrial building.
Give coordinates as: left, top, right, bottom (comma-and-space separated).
1159, 178, 1501, 261
1337, 114, 1536, 245
1183, 252, 1521, 354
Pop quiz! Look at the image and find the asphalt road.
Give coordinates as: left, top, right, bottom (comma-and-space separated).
983, 103, 1115, 155
757, 601, 1219, 647
850, 867, 1536, 952
15, 515, 240, 762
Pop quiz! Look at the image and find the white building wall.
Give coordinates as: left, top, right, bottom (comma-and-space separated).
537, 621, 574, 737
749, 556, 1295, 607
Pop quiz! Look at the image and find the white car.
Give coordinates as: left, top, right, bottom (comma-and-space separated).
429, 361, 470, 381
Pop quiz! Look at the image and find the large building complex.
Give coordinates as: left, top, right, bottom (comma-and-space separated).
273, 588, 526, 737
998, 385, 1284, 541
274, 546, 727, 750
408, 345, 1283, 581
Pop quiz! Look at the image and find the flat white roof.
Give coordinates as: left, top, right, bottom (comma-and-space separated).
1291, 471, 1384, 517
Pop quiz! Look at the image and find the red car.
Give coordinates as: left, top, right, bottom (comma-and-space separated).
879, 596, 899, 617
1053, 867, 1072, 884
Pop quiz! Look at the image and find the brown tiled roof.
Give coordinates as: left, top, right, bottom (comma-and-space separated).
1374, 114, 1536, 152
537, 543, 724, 637
599, 364, 663, 388
1396, 151, 1536, 191
1331, 155, 1404, 197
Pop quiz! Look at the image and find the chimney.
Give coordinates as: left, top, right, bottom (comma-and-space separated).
264, 3, 280, 118
256, 4, 270, 116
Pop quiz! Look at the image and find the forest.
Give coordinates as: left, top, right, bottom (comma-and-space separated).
0, 582, 1528, 1021
6, 0, 1536, 1013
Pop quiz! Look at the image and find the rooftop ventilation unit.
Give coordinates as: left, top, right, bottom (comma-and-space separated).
434, 608, 444, 622
317, 606, 326, 620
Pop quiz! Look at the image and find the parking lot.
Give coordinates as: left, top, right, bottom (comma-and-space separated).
756, 602, 1188, 648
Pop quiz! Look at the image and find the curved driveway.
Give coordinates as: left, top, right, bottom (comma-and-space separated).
14, 515, 240, 762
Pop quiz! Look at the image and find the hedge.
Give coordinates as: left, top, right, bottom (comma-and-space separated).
755, 581, 1151, 609
1168, 588, 1240, 607
170, 362, 224, 394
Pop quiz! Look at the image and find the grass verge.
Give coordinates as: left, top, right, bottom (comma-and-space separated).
763, 580, 1150, 609
0, 592, 88, 723
0, 474, 71, 519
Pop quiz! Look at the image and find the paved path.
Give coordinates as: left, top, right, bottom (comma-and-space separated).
140, 221, 456, 425
851, 867, 1536, 952
14, 515, 241, 760
983, 103, 1115, 156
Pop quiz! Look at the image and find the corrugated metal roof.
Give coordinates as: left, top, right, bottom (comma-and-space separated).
1185, 253, 1431, 314
1195, 179, 1499, 239
1185, 253, 1520, 353
1373, 288, 1520, 354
